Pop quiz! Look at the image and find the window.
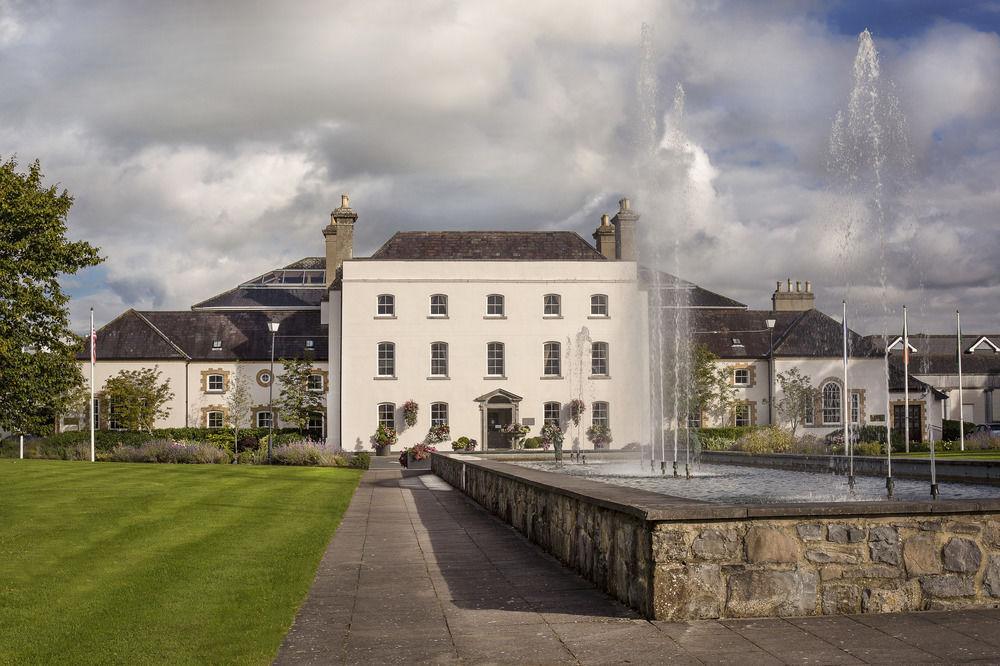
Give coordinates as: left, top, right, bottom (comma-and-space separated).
257, 370, 272, 386
804, 398, 814, 426
256, 411, 272, 428
592, 401, 609, 428
850, 392, 860, 424
430, 294, 448, 317
108, 400, 123, 431
305, 339, 314, 349
591, 294, 608, 317
93, 397, 101, 430
307, 412, 324, 435
731, 338, 743, 347
543, 401, 561, 426
733, 368, 749, 386
212, 340, 222, 350
591, 342, 609, 376
378, 403, 395, 428
734, 404, 750, 427
307, 374, 324, 392
486, 294, 505, 317
431, 402, 448, 426
207, 374, 224, 392
377, 294, 395, 317
430, 342, 448, 377
543, 294, 561, 317
870, 414, 885, 423
543, 341, 561, 376
377, 342, 395, 377
487, 342, 505, 377
822, 382, 841, 424
687, 407, 701, 429
207, 411, 224, 429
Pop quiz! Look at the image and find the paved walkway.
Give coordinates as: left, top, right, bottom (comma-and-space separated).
275, 468, 1000, 665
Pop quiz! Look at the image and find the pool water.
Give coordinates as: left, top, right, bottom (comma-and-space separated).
511, 459, 1000, 504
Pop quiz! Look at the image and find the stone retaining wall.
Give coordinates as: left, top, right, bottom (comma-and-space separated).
432, 453, 1000, 620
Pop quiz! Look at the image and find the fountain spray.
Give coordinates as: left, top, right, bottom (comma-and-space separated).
957, 311, 965, 453
843, 301, 855, 490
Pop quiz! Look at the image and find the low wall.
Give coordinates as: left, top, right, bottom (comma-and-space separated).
433, 453, 1000, 620
700, 450, 1000, 485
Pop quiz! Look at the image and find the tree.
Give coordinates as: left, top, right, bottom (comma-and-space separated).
0, 157, 103, 434
225, 366, 253, 455
691, 343, 736, 426
274, 358, 324, 434
775, 368, 819, 437
102, 367, 174, 432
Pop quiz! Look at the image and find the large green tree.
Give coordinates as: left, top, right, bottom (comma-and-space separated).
0, 158, 102, 434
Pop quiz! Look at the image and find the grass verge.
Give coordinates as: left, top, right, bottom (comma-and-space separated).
0, 459, 362, 665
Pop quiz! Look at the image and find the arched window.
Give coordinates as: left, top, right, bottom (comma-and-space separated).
377, 294, 395, 317
487, 342, 505, 377
207, 374, 224, 392
207, 411, 224, 429
590, 294, 609, 317
543, 341, 561, 377
377, 342, 395, 377
430, 294, 448, 317
822, 382, 841, 425
431, 402, 448, 426
543, 401, 561, 426
543, 294, 561, 317
430, 342, 448, 377
591, 342, 609, 376
378, 403, 395, 428
486, 294, 505, 317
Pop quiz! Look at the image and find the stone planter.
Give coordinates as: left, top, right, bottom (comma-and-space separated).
375, 445, 391, 457
407, 453, 432, 470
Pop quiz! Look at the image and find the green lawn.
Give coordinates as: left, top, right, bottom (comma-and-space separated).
893, 450, 1000, 460
0, 460, 362, 665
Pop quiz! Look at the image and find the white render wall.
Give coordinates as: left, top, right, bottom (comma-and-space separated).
334, 260, 648, 451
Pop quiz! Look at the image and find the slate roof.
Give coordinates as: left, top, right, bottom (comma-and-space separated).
865, 334, 1000, 375
886, 360, 947, 396
369, 231, 607, 261
686, 309, 878, 359
191, 287, 325, 310
80, 310, 327, 361
639, 267, 747, 309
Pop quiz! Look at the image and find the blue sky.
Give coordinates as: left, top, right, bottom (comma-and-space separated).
1, 1, 998, 333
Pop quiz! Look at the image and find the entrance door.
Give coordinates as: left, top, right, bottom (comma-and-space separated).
892, 404, 922, 443
487, 408, 513, 449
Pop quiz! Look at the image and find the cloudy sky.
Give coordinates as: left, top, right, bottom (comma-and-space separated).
3, 1, 999, 335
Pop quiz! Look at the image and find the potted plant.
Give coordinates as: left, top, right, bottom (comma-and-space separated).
403, 400, 419, 428
541, 422, 565, 460
401, 442, 436, 470
451, 436, 471, 451
371, 424, 397, 456
586, 424, 613, 449
569, 399, 586, 426
501, 422, 530, 449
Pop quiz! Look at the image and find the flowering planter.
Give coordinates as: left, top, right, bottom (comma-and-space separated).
406, 453, 432, 470
375, 445, 392, 457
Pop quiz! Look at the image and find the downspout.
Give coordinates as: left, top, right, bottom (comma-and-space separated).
185, 360, 190, 427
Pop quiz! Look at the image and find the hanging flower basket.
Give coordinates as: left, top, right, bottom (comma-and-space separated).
403, 400, 419, 428
569, 399, 586, 426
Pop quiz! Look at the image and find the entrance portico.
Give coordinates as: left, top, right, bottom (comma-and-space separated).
475, 389, 523, 449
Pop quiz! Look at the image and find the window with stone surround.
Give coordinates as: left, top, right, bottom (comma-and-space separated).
307, 374, 324, 392
543, 401, 561, 426
591, 342, 609, 376
487, 342, 504, 376
734, 404, 751, 427
377, 342, 395, 377
733, 368, 750, 386
804, 398, 814, 425
851, 392, 860, 424
207, 411, 224, 429
543, 341, 561, 377
378, 403, 395, 428
822, 382, 842, 425
256, 411, 272, 428
207, 374, 224, 393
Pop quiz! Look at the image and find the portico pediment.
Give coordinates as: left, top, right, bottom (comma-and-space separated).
474, 388, 523, 403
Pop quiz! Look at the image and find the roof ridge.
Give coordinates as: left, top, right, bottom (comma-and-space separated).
131, 310, 192, 360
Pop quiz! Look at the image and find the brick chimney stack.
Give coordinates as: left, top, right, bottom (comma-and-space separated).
772, 278, 815, 312
610, 198, 639, 261
324, 194, 357, 288
592, 213, 616, 260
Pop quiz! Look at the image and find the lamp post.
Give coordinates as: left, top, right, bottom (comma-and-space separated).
765, 318, 776, 426
267, 320, 280, 463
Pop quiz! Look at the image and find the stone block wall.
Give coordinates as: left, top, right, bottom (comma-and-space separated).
653, 516, 1000, 620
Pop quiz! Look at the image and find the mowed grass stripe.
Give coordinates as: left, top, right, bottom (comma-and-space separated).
0, 460, 361, 665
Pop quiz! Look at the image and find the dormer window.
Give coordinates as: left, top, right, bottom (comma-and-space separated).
967, 336, 1000, 354
212, 340, 222, 350
305, 339, 314, 349
887, 337, 917, 353
731, 338, 743, 347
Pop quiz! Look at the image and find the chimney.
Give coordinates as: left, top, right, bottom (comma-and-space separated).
610, 197, 639, 261
592, 213, 616, 260
772, 278, 816, 312
323, 194, 357, 288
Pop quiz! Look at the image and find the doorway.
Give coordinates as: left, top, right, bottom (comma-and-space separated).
892, 403, 923, 443
487, 407, 513, 449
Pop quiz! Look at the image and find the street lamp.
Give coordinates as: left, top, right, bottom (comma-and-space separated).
765, 318, 776, 426
267, 320, 280, 463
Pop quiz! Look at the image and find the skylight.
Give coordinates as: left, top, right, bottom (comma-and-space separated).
731, 338, 743, 346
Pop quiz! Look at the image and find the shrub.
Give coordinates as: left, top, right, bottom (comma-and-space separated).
788, 434, 826, 454
943, 419, 977, 442
523, 437, 543, 449
270, 441, 347, 467
697, 426, 758, 451
854, 441, 884, 456
349, 451, 371, 469
734, 426, 794, 454
108, 440, 231, 464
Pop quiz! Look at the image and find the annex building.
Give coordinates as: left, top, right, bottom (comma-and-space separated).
80, 197, 998, 449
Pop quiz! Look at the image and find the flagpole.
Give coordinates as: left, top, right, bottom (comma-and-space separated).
843, 300, 854, 489
903, 306, 910, 454
90, 308, 96, 463
884, 336, 893, 497
957, 310, 965, 453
